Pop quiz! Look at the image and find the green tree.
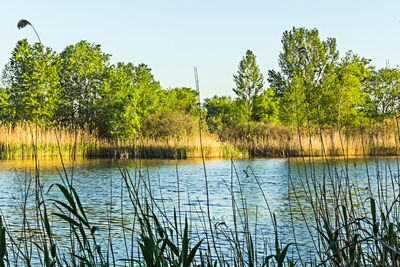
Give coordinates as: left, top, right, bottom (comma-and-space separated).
96, 63, 141, 140
268, 27, 338, 126
366, 67, 400, 119
0, 88, 12, 122
2, 39, 61, 124
204, 95, 236, 132
132, 63, 162, 118
332, 51, 372, 127
58, 41, 109, 128
253, 87, 279, 123
160, 87, 199, 116
233, 50, 264, 121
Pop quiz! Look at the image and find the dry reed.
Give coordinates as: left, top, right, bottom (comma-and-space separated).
232, 120, 400, 157
0, 123, 246, 159
1, 120, 399, 159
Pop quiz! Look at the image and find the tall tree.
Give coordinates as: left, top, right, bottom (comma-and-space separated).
333, 51, 372, 127
268, 27, 338, 126
96, 63, 141, 140
132, 63, 162, 118
366, 67, 400, 119
2, 39, 61, 124
58, 41, 109, 128
233, 50, 264, 121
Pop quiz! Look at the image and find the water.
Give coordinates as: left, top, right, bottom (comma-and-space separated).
0, 157, 399, 264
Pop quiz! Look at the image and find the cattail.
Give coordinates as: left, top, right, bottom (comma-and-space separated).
17, 19, 31, 29
17, 19, 41, 43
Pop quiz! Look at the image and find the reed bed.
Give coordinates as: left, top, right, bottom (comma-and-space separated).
0, 123, 246, 159
230, 120, 400, 157
0, 123, 108, 159
2, 121, 400, 160
133, 134, 247, 159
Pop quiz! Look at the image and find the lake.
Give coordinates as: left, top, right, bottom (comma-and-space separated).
0, 156, 397, 264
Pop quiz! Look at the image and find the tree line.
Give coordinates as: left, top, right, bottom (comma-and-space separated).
205, 27, 400, 139
0, 40, 199, 140
1, 27, 400, 142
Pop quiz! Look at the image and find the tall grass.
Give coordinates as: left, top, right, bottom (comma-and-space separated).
224, 120, 400, 157
132, 134, 247, 159
2, 120, 400, 159
0, 123, 107, 159
0, 123, 246, 159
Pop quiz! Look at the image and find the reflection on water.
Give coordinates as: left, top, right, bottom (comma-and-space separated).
0, 156, 399, 263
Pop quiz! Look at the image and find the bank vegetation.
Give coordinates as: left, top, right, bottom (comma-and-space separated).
2, 27, 400, 159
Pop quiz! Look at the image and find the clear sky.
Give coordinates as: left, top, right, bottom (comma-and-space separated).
1, 0, 400, 99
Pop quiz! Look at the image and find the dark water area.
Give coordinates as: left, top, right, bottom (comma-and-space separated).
0, 157, 398, 264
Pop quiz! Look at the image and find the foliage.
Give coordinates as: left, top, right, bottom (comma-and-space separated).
365, 67, 400, 119
0, 88, 12, 122
252, 87, 279, 123
132, 63, 162, 118
203, 95, 235, 132
2, 39, 62, 124
233, 50, 264, 121
58, 40, 109, 128
141, 112, 197, 140
268, 27, 338, 126
2, 27, 400, 149
159, 87, 199, 116
96, 62, 141, 140
332, 51, 372, 127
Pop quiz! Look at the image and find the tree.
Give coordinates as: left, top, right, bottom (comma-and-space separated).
252, 88, 279, 123
233, 50, 264, 121
2, 39, 61, 124
0, 88, 12, 122
58, 41, 109, 128
204, 95, 236, 132
366, 67, 400, 119
268, 27, 338, 126
96, 63, 141, 140
332, 51, 372, 127
132, 63, 162, 118
159, 87, 199, 116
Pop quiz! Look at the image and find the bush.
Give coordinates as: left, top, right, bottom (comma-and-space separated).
141, 112, 198, 140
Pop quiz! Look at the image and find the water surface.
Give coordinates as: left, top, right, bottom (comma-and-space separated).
0, 156, 398, 263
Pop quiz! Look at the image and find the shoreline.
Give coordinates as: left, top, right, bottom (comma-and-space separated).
2, 123, 400, 159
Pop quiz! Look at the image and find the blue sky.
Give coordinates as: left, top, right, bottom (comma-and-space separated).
1, 0, 400, 99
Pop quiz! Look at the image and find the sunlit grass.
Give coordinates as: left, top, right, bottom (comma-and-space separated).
0, 123, 247, 159
2, 121, 400, 160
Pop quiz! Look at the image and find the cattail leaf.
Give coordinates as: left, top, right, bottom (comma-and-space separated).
276, 242, 294, 263
181, 217, 189, 265
0, 217, 6, 260
53, 213, 81, 227
50, 243, 57, 258
165, 239, 179, 257
54, 184, 77, 212
187, 239, 203, 266
71, 186, 88, 221
52, 200, 90, 229
43, 206, 52, 238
